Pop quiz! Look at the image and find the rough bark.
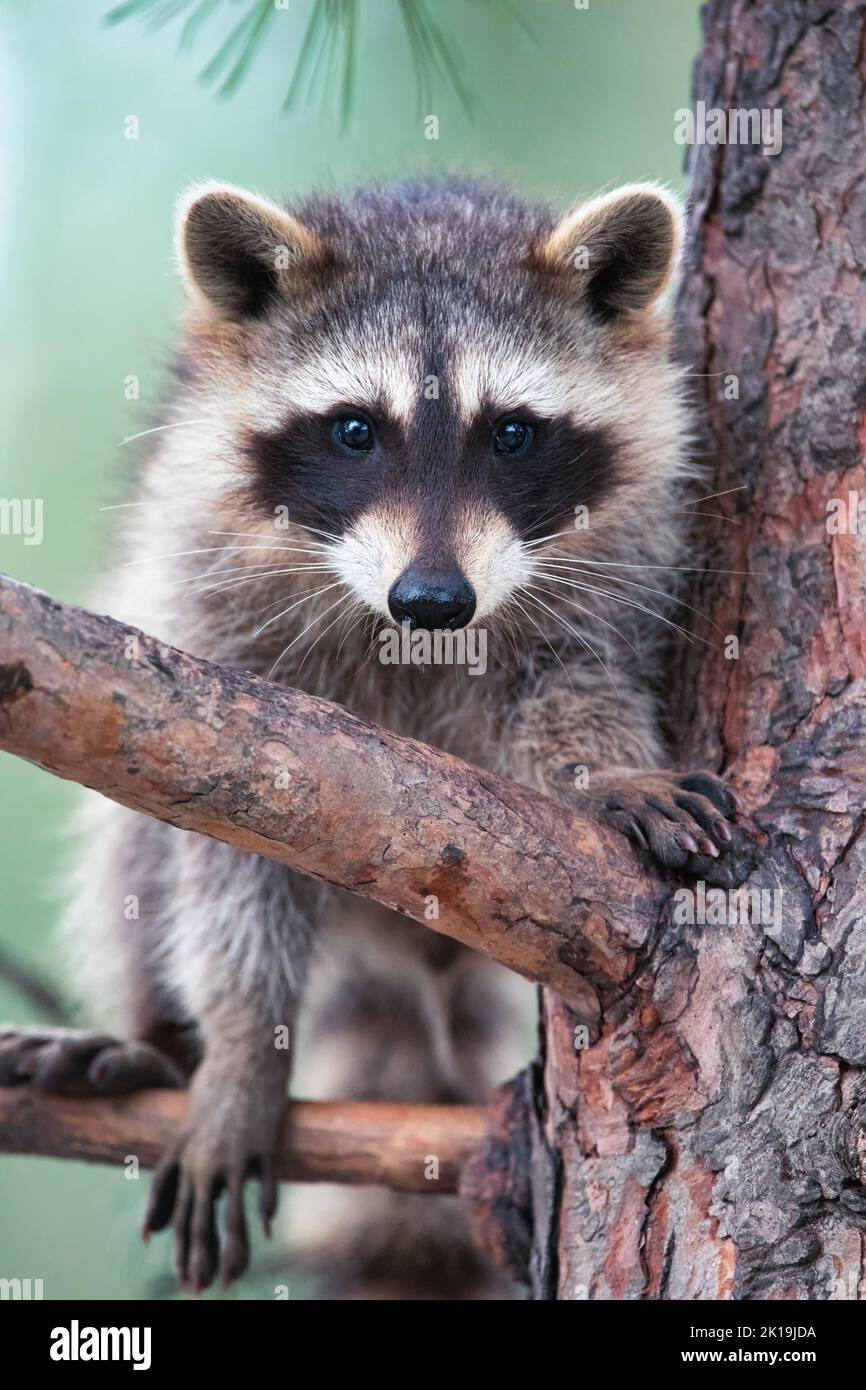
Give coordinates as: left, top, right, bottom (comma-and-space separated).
0, 1090, 485, 1193
515, 0, 866, 1301
0, 572, 668, 1019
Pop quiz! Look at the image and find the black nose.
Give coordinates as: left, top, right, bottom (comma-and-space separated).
388, 568, 476, 631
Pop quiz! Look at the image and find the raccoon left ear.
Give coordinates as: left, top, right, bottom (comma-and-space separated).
537, 183, 683, 320
176, 181, 327, 321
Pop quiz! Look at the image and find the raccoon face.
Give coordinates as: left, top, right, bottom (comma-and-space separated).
177, 178, 685, 633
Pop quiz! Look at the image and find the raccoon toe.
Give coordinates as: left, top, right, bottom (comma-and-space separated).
603, 770, 740, 876
606, 798, 697, 870
143, 1084, 280, 1289
676, 771, 742, 818
145, 1154, 221, 1293
145, 1149, 275, 1292
87, 1040, 186, 1093
0, 1026, 184, 1096
180, 1170, 224, 1294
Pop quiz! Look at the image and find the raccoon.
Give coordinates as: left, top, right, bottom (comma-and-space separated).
0, 175, 739, 1299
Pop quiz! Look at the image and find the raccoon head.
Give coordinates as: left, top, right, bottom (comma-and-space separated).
176, 177, 686, 637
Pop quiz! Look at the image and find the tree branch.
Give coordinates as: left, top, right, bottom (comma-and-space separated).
0, 943, 72, 1023
0, 1088, 486, 1193
0, 573, 669, 1017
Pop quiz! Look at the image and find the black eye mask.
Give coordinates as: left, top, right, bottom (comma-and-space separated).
245, 394, 617, 544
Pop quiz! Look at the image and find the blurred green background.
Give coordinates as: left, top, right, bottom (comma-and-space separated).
0, 0, 700, 1299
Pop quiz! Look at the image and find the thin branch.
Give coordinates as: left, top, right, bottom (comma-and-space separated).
0, 945, 72, 1023
0, 573, 669, 1017
0, 1088, 486, 1193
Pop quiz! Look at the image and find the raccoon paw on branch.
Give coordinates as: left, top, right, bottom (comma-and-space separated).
0, 572, 710, 1016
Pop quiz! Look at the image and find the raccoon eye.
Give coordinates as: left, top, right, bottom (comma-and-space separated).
493, 419, 534, 455
334, 415, 375, 454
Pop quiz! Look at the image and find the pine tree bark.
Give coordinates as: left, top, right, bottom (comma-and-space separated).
478, 0, 866, 1301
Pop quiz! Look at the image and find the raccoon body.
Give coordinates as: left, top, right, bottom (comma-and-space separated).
6, 175, 742, 1299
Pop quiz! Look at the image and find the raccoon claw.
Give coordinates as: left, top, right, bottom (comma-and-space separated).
0, 1026, 185, 1096
144, 1147, 275, 1292
142, 1075, 283, 1292
602, 770, 741, 876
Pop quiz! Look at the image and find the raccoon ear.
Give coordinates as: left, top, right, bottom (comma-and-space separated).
537, 184, 683, 320
176, 181, 327, 320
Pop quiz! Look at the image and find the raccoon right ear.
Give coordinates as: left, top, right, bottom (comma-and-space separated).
176, 182, 327, 321
536, 183, 683, 321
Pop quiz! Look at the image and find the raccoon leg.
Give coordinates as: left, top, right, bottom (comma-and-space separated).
1, 802, 197, 1096
291, 894, 532, 1299
142, 834, 319, 1292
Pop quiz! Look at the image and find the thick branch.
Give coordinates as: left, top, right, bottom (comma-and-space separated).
0, 1088, 485, 1192
0, 573, 668, 1015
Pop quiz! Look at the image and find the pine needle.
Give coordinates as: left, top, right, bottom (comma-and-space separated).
103, 0, 533, 124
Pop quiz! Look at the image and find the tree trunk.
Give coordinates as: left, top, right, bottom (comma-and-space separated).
496, 0, 866, 1301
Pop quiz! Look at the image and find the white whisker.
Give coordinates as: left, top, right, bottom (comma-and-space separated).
123, 545, 323, 567
100, 501, 154, 511
532, 563, 724, 635
530, 572, 717, 650
539, 549, 757, 576
525, 527, 581, 550
508, 593, 576, 697
268, 592, 353, 680
253, 582, 344, 639
335, 600, 368, 662
524, 581, 639, 656
685, 485, 748, 505
210, 523, 340, 546
167, 561, 331, 589
191, 567, 335, 600
518, 587, 620, 695
296, 593, 357, 674
672, 509, 742, 524
117, 419, 210, 447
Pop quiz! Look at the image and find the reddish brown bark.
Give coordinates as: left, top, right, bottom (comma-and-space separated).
0, 1089, 485, 1193
512, 0, 866, 1301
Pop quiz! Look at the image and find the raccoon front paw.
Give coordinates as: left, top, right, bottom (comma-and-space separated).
600, 770, 742, 876
142, 1065, 282, 1293
0, 1026, 185, 1096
